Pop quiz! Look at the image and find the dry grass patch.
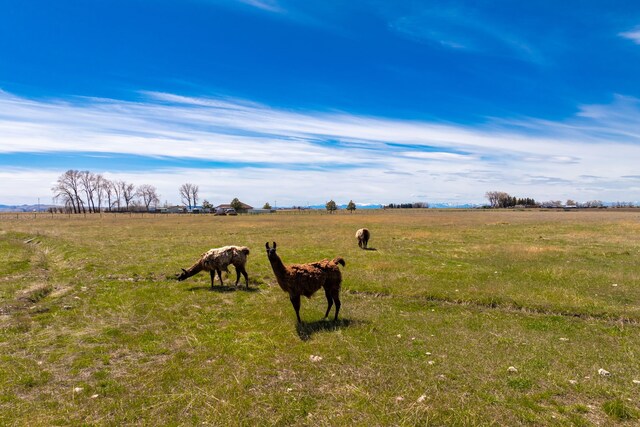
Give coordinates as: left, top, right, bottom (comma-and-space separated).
17, 283, 52, 303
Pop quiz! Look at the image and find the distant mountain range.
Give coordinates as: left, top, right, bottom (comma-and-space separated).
0, 204, 55, 212
430, 202, 483, 209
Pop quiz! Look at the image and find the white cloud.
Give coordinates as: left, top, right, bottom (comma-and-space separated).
619, 27, 640, 44
1, 90, 640, 206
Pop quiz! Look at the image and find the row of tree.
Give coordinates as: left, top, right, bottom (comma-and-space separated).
52, 170, 160, 213
51, 170, 261, 214
384, 202, 429, 209
325, 199, 357, 213
610, 201, 637, 208
484, 191, 538, 208
50, 170, 360, 214
485, 191, 614, 209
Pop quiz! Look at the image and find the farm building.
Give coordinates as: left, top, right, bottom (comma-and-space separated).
215, 201, 253, 213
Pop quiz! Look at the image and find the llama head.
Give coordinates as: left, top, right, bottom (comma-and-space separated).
265, 241, 278, 260
176, 268, 188, 281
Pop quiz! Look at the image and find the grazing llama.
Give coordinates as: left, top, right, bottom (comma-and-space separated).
265, 242, 345, 323
177, 246, 250, 288
356, 228, 370, 249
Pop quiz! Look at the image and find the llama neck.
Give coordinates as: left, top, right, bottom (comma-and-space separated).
268, 255, 290, 288
183, 261, 204, 278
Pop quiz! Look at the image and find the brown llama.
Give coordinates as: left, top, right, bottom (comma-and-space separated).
265, 241, 345, 323
177, 246, 250, 288
356, 228, 370, 249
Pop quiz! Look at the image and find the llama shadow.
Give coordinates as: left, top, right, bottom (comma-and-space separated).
186, 284, 259, 293
296, 318, 362, 341
363, 247, 377, 251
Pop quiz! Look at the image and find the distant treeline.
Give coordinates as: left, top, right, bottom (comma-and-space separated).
485, 192, 539, 208
384, 202, 429, 209
50, 169, 241, 214
484, 191, 637, 209
51, 170, 160, 214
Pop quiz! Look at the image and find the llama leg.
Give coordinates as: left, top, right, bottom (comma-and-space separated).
234, 266, 241, 287
290, 294, 302, 323
217, 268, 224, 287
241, 267, 249, 288
209, 271, 215, 288
323, 287, 334, 319
331, 289, 341, 321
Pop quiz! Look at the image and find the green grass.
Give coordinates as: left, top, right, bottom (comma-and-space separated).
603, 398, 638, 421
1, 209, 640, 425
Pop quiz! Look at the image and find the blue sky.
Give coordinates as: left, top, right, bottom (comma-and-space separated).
1, 0, 640, 206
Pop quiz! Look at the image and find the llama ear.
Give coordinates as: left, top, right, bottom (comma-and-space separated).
265, 242, 270, 250
273, 241, 277, 249
182, 268, 187, 273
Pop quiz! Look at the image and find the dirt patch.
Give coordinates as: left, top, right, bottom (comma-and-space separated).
346, 289, 392, 298
17, 283, 53, 303
49, 284, 73, 298
521, 246, 564, 254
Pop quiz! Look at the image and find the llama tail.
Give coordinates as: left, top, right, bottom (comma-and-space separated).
332, 257, 346, 267
240, 247, 250, 256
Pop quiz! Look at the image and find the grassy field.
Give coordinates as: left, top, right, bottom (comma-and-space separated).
1, 209, 639, 426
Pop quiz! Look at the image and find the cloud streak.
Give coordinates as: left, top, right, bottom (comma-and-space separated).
238, 0, 283, 13
387, 6, 543, 63
620, 26, 640, 44
1, 90, 640, 205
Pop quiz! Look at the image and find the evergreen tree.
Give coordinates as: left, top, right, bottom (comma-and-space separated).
326, 199, 338, 214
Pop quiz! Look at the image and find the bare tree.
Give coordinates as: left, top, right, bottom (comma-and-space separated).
190, 184, 199, 208
540, 200, 562, 208
581, 200, 603, 208
179, 183, 198, 209
136, 184, 160, 211
120, 181, 136, 211
52, 178, 76, 213
94, 174, 106, 212
179, 183, 191, 209
52, 170, 85, 213
79, 171, 97, 213
613, 201, 636, 208
102, 178, 114, 211
485, 191, 500, 208
485, 191, 512, 208
111, 180, 123, 211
